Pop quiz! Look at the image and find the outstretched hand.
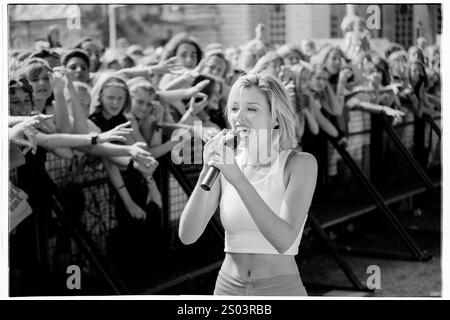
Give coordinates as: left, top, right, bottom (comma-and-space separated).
188, 95, 209, 116
125, 200, 147, 220
49, 67, 68, 93
98, 121, 133, 144
9, 119, 40, 154
187, 79, 210, 99
382, 106, 405, 125
151, 57, 184, 75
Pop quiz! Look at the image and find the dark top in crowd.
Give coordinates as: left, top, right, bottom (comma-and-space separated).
192, 74, 227, 129
89, 110, 128, 142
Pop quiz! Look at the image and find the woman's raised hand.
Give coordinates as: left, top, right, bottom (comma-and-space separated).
388, 82, 403, 95
187, 79, 210, 98
203, 129, 226, 167
9, 120, 38, 153
125, 200, 147, 220
128, 141, 153, 163
134, 157, 159, 176
49, 67, 68, 93
201, 126, 221, 142
382, 106, 405, 125
206, 130, 242, 184
149, 100, 166, 123
31, 114, 54, 133
188, 95, 208, 116
98, 121, 133, 144
338, 67, 353, 84
153, 57, 184, 75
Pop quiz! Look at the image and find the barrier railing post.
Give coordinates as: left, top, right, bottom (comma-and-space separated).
307, 215, 368, 291
159, 158, 172, 251
327, 136, 431, 261
46, 174, 129, 295
413, 115, 428, 169
423, 114, 441, 138
370, 114, 384, 185
379, 114, 438, 197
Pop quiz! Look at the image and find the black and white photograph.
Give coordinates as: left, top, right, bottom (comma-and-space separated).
6, 3, 443, 298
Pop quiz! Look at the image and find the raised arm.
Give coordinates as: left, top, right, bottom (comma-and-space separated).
115, 56, 182, 80
178, 132, 225, 245
310, 97, 339, 137
49, 68, 72, 133
66, 77, 89, 134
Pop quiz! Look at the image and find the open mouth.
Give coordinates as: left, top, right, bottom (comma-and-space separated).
235, 125, 251, 137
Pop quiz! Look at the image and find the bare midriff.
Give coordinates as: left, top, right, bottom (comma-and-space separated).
220, 252, 299, 280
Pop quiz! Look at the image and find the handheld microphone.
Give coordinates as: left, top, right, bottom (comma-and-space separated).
200, 132, 239, 191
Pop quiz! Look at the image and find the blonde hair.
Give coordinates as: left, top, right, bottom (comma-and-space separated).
226, 73, 297, 151
127, 77, 156, 96
250, 51, 283, 75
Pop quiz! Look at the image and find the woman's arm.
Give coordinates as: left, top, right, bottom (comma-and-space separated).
103, 159, 146, 220
115, 56, 182, 80
312, 108, 339, 137
49, 147, 74, 159
114, 66, 152, 79
157, 79, 210, 103
125, 114, 146, 144
179, 165, 222, 245
9, 116, 31, 127
302, 109, 319, 135
35, 132, 92, 149
327, 83, 344, 116
160, 72, 195, 91
49, 70, 72, 133
178, 96, 209, 126
66, 79, 89, 134
34, 129, 127, 150
294, 111, 305, 141
77, 141, 153, 166
179, 131, 225, 245
77, 143, 131, 158
141, 119, 193, 159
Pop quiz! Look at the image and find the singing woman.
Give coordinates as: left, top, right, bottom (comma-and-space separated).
179, 73, 317, 296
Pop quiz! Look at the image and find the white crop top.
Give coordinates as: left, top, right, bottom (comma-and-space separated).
219, 149, 306, 255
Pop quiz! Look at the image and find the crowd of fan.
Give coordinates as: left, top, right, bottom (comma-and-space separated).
8, 21, 441, 275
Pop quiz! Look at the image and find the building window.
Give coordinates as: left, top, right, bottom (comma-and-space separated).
330, 14, 340, 38
394, 4, 413, 48
436, 5, 442, 35
269, 4, 285, 46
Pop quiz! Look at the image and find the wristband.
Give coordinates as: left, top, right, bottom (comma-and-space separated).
116, 184, 125, 190
91, 134, 98, 145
